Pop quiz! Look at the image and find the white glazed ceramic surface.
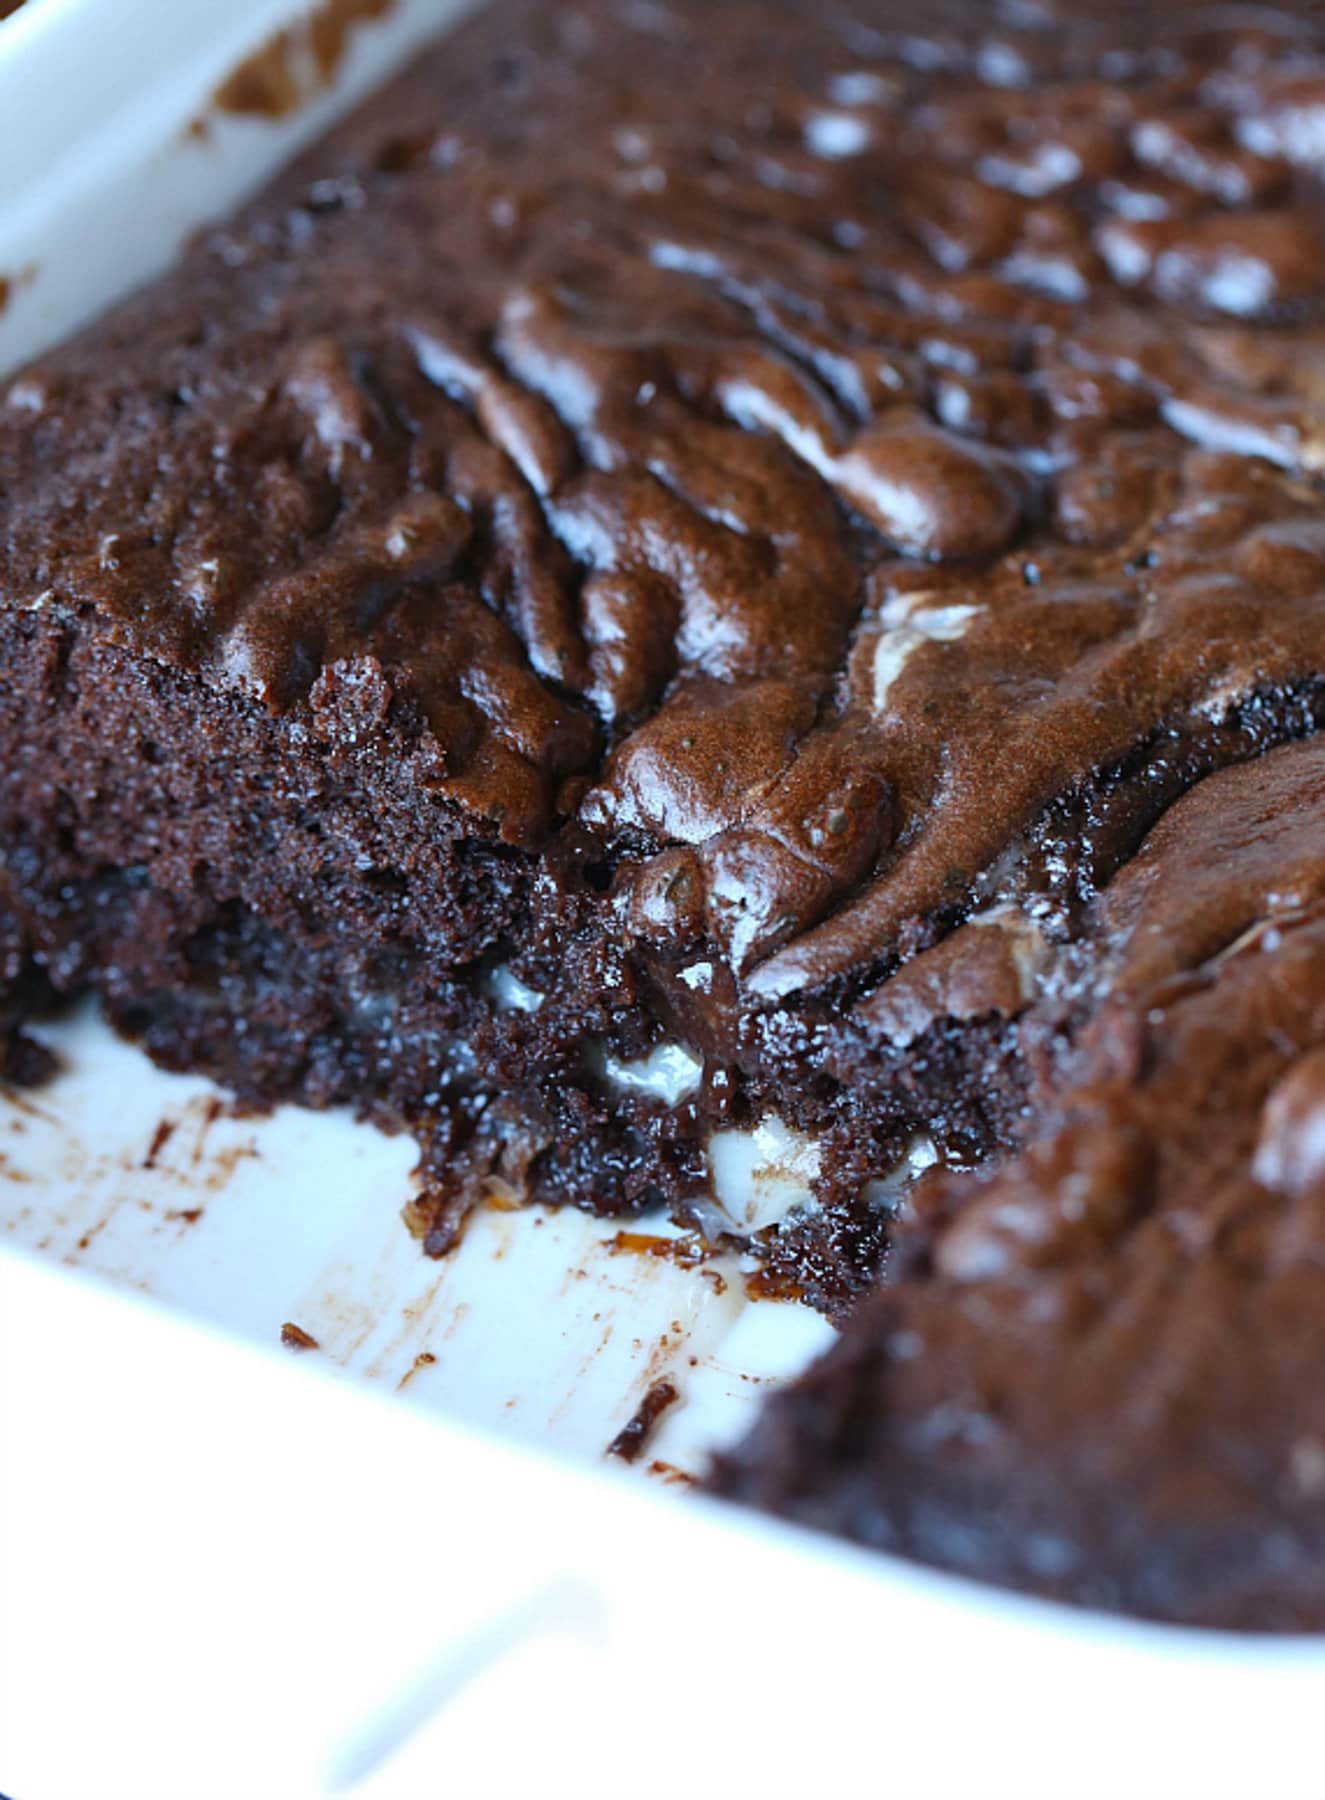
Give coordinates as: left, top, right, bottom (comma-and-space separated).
0, 6, 1322, 1798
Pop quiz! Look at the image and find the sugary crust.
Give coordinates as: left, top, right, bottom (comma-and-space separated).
7, 1, 1325, 997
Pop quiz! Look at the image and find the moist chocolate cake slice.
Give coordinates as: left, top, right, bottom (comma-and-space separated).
711, 738, 1325, 1630
4, 0, 1325, 1622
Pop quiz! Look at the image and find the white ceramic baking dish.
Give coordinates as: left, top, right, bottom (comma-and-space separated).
1, 5, 1322, 1797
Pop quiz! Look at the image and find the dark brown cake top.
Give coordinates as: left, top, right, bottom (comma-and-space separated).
5, 0, 1325, 993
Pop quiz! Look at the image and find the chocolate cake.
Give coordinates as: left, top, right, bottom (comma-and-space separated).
3, 0, 1325, 1627
713, 738, 1325, 1629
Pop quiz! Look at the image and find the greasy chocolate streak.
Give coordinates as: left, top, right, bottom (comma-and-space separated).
143, 1117, 177, 1170
214, 0, 396, 120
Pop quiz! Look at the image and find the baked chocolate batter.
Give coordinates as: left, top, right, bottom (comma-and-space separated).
714, 740, 1325, 1629
3, 0, 1325, 1625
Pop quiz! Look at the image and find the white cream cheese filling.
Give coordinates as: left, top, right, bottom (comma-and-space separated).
487, 963, 546, 1014
965, 901, 1054, 1003
599, 1040, 705, 1107
491, 957, 946, 1235
871, 593, 981, 712
709, 1115, 824, 1234
863, 1134, 939, 1210
594, 1031, 944, 1234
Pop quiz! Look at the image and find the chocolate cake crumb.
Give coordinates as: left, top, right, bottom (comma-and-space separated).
280, 1323, 321, 1353
608, 1379, 680, 1465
